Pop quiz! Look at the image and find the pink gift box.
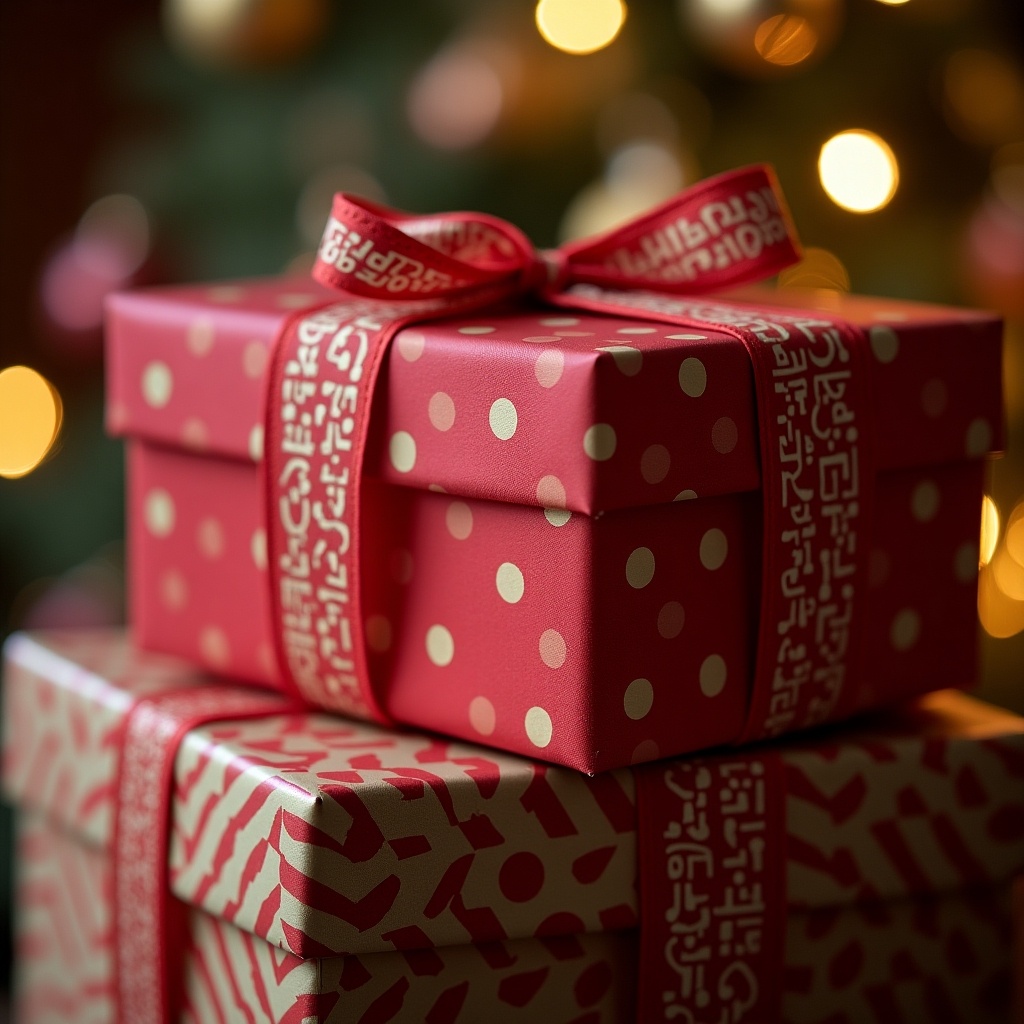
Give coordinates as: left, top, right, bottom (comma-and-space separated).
107, 280, 1002, 771
4, 630, 1024, 1022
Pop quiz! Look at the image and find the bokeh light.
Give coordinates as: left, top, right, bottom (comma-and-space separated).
777, 247, 851, 291
943, 49, 1024, 147
535, 0, 626, 56
981, 494, 1000, 566
408, 45, 505, 150
1006, 501, 1024, 567
753, 14, 818, 67
0, 366, 63, 479
874, 0, 910, 6
819, 130, 899, 213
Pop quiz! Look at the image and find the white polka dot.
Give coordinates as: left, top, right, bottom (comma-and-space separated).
540, 317, 578, 326
641, 444, 670, 484
207, 286, 244, 303
921, 378, 947, 418
277, 293, 317, 309
199, 626, 230, 668
428, 483, 447, 493
617, 326, 655, 334
248, 424, 264, 461
459, 325, 496, 335
446, 501, 473, 540
623, 678, 654, 720
675, 489, 698, 501
539, 629, 566, 669
251, 529, 267, 570
160, 570, 187, 611
534, 349, 564, 388
965, 418, 993, 457
869, 325, 899, 363
469, 696, 496, 736
145, 489, 175, 537
583, 423, 616, 461
391, 549, 414, 584
954, 543, 978, 583
537, 475, 566, 507
489, 398, 518, 440
389, 431, 417, 473
631, 740, 660, 763
426, 625, 454, 667
597, 345, 642, 377
186, 318, 215, 355
397, 330, 426, 362
366, 615, 392, 653
699, 528, 728, 570
197, 517, 225, 559
496, 562, 525, 603
428, 392, 456, 431
242, 341, 269, 379
890, 608, 920, 651
522, 335, 561, 344
711, 417, 738, 455
657, 601, 685, 639
544, 508, 572, 527
142, 361, 173, 408
678, 358, 707, 398
699, 655, 727, 697
181, 418, 208, 450
911, 480, 940, 523
666, 333, 707, 341
626, 547, 655, 589
525, 706, 553, 748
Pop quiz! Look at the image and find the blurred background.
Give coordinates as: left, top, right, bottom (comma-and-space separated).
1, 0, 1023, 1008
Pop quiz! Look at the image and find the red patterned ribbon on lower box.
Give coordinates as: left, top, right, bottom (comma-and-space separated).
635, 753, 787, 1022
265, 164, 874, 750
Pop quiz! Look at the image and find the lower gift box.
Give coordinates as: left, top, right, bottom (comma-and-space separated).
4, 629, 1024, 1023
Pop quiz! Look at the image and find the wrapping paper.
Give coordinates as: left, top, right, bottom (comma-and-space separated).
5, 629, 1023, 965
14, 811, 1018, 1023
108, 281, 1001, 771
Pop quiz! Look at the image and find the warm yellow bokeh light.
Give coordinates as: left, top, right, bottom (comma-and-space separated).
874, 0, 910, 6
1006, 501, 1024, 566
819, 130, 899, 213
980, 494, 1000, 566
535, 0, 626, 55
754, 14, 818, 67
0, 366, 63, 479
777, 247, 851, 291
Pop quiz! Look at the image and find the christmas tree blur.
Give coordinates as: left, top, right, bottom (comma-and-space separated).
1, 0, 1023, 994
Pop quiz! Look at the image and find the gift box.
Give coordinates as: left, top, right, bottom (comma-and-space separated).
107, 269, 1003, 771
5, 629, 1024, 1022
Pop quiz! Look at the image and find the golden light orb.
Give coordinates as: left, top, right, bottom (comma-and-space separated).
777, 247, 851, 291
0, 366, 63, 479
818, 130, 899, 213
535, 0, 626, 56
980, 494, 1000, 566
754, 14, 818, 67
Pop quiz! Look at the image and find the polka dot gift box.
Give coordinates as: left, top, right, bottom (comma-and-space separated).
106, 265, 1003, 772
4, 630, 1024, 1022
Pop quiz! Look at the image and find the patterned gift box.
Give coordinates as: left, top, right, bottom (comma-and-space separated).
4, 629, 1024, 1022
106, 277, 1002, 772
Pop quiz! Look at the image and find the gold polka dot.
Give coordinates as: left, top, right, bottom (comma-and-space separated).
657, 601, 685, 638
248, 424, 264, 462
243, 341, 269, 379
965, 418, 993, 457
144, 489, 175, 537
640, 444, 670, 484
496, 562, 525, 603
711, 417, 738, 455
525, 706, 553, 748
539, 628, 567, 669
631, 739, 660, 763
426, 624, 455, 666
197, 517, 225, 558
489, 398, 518, 440
469, 696, 496, 736
160, 569, 188, 611
389, 431, 417, 473
597, 345, 642, 376
446, 501, 473, 540
617, 326, 655, 335
186, 318, 215, 356
276, 293, 317, 309
199, 626, 230, 668
890, 608, 920, 651
678, 358, 707, 398
141, 362, 173, 408
540, 317, 579, 326
911, 480, 940, 523
626, 547, 655, 589
544, 508, 572, 527
459, 326, 496, 335
583, 423, 616, 461
624, 678, 654, 720
699, 655, 727, 697
251, 529, 267, 571
181, 418, 208, 450
869, 325, 899, 363
428, 392, 456, 431
534, 349, 565, 388
537, 475, 566, 507
675, 489, 698, 501
699, 528, 728, 570
397, 330, 426, 362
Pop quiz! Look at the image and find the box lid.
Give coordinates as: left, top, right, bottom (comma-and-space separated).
4, 629, 1023, 959
106, 280, 1004, 514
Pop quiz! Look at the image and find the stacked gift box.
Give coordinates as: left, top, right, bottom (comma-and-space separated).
4, 170, 1023, 1023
